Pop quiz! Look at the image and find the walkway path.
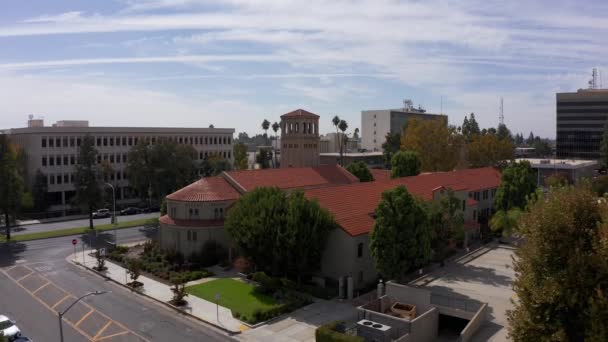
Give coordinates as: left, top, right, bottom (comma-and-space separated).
69, 250, 243, 334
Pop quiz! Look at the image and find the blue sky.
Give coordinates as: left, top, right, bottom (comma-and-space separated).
1, 0, 608, 138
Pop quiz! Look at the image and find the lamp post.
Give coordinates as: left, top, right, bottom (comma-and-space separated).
58, 291, 107, 342
104, 182, 117, 243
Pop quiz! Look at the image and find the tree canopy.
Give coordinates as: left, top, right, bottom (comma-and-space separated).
74, 135, 103, 230
391, 150, 421, 178
401, 118, 462, 172
381, 132, 401, 168
461, 113, 481, 142
225, 187, 336, 277
508, 186, 608, 341
0, 135, 25, 240
467, 133, 514, 168
601, 121, 608, 168
370, 186, 431, 280
428, 189, 465, 260
494, 161, 537, 211
345, 161, 374, 182
233, 142, 249, 170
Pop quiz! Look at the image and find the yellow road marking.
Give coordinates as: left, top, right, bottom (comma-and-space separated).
239, 324, 251, 332
32, 281, 51, 294
16, 271, 34, 282
52, 294, 72, 309
95, 331, 129, 341
92, 320, 113, 340
5, 265, 17, 272
75, 309, 95, 327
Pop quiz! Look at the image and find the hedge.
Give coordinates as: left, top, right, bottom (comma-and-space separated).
315, 321, 364, 342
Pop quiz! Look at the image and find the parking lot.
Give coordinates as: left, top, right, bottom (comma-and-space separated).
412, 244, 517, 341
3, 264, 148, 341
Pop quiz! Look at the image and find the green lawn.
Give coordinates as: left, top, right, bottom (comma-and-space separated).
186, 278, 279, 317
0, 218, 154, 243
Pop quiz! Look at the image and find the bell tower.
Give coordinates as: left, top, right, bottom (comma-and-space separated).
280, 109, 320, 168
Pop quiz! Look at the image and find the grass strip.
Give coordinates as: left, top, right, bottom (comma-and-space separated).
0, 218, 153, 242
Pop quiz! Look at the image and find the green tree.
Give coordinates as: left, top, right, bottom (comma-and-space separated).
381, 132, 401, 168
338, 120, 348, 166
353, 128, 360, 139
74, 135, 102, 231
533, 139, 552, 158
390, 151, 421, 178
234, 142, 248, 170
489, 208, 522, 237
462, 113, 480, 142
508, 186, 608, 341
370, 186, 431, 280
32, 169, 48, 212
495, 161, 537, 211
467, 133, 514, 168
126, 140, 152, 202
428, 189, 465, 260
593, 175, 608, 196
497, 123, 513, 142
600, 122, 608, 168
345, 161, 374, 182
0, 135, 25, 240
272, 121, 280, 167
255, 148, 272, 169
526, 131, 535, 145
225, 187, 336, 277
401, 118, 462, 172
261, 119, 270, 145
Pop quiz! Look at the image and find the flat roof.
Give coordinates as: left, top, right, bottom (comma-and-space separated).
320, 152, 383, 157
6, 126, 235, 135
516, 158, 598, 169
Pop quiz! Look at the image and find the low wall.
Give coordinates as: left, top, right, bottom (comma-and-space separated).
407, 307, 438, 342
459, 303, 488, 342
385, 282, 432, 313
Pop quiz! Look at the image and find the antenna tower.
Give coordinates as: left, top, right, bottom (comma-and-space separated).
589, 68, 599, 89
499, 97, 504, 125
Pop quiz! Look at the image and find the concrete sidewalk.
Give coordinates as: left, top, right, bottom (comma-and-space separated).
69, 250, 243, 334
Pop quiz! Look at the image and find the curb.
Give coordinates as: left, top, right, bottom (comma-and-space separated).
72, 259, 242, 335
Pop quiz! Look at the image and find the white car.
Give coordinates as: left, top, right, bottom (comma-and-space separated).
0, 315, 20, 339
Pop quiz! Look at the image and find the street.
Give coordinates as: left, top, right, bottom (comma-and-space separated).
11, 213, 160, 236
0, 227, 232, 342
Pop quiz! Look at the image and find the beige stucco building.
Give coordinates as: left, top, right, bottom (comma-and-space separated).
280, 109, 320, 168
6, 119, 234, 213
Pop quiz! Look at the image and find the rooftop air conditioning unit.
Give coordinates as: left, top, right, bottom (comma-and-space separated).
357, 320, 392, 342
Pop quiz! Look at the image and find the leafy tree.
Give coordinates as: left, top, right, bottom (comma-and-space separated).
428, 189, 465, 261
169, 273, 189, 305
126, 258, 143, 286
345, 161, 374, 182
489, 208, 522, 237
32, 169, 48, 212
495, 161, 537, 211
508, 186, 608, 341
225, 187, 336, 277
545, 173, 569, 188
381, 132, 401, 168
353, 128, 360, 139
533, 139, 552, 158
0, 135, 25, 240
526, 131, 535, 146
126, 140, 152, 202
74, 135, 102, 231
467, 133, 514, 168
593, 175, 608, 196
370, 186, 431, 280
600, 121, 608, 168
462, 113, 480, 142
514, 133, 525, 146
391, 151, 421, 178
201, 154, 232, 177
497, 123, 513, 142
233, 142, 249, 170
255, 148, 272, 169
401, 118, 462, 172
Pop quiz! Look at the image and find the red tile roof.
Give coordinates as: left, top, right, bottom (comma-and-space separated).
280, 108, 320, 118
160, 215, 225, 227
166, 176, 240, 202
370, 169, 391, 182
305, 167, 500, 236
225, 164, 358, 192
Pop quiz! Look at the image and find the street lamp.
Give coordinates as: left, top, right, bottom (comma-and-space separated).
104, 182, 118, 243
58, 291, 107, 342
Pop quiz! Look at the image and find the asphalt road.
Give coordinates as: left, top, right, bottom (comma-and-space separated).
11, 213, 160, 236
0, 227, 233, 342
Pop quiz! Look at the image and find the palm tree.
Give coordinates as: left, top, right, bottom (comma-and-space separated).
332, 115, 341, 153
272, 121, 280, 167
338, 119, 348, 165
353, 128, 360, 140
261, 119, 270, 145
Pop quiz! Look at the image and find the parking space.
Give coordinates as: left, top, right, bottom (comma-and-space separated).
2, 264, 148, 342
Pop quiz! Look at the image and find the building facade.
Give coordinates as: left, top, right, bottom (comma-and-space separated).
280, 109, 320, 168
556, 89, 608, 159
7, 119, 234, 212
361, 108, 447, 152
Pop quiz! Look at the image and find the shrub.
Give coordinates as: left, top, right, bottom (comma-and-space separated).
169, 273, 189, 306
94, 249, 107, 271
233, 311, 241, 319
252, 272, 280, 294
126, 258, 143, 285
316, 321, 364, 342
192, 240, 227, 267
114, 245, 129, 254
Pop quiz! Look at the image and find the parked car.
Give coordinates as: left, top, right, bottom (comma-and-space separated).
0, 315, 21, 340
120, 207, 141, 215
92, 209, 111, 219
141, 206, 160, 213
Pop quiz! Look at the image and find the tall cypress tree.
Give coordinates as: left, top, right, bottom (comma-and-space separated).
74, 134, 102, 230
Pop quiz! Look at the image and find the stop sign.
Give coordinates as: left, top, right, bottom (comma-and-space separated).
72, 239, 77, 246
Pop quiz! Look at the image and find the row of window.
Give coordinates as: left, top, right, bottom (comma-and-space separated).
47, 170, 128, 185
282, 143, 318, 149
470, 188, 496, 201
284, 121, 317, 135
199, 151, 232, 160
41, 135, 232, 148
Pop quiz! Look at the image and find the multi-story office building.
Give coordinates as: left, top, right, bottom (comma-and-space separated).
6, 119, 234, 212
556, 89, 608, 159
361, 103, 447, 151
